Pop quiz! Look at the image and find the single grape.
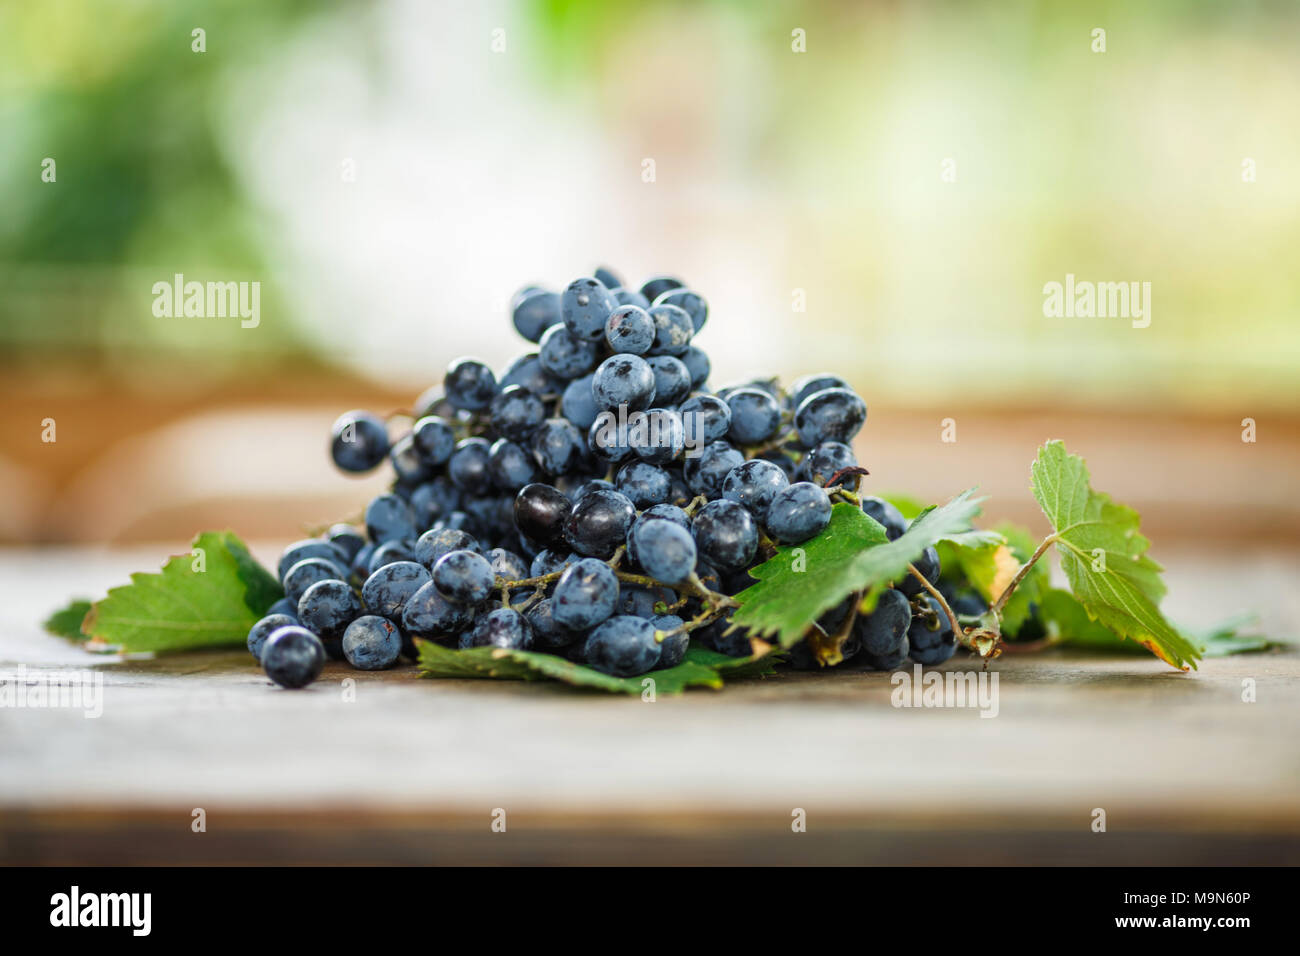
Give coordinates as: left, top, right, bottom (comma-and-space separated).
464, 607, 535, 650
726, 387, 783, 445
265, 597, 298, 620
342, 615, 403, 670
283, 558, 345, 608
583, 615, 661, 676
365, 492, 417, 543
447, 438, 494, 496
860, 496, 907, 541
499, 352, 559, 397
615, 460, 672, 509
261, 626, 326, 689
651, 614, 689, 669
652, 288, 707, 333
588, 412, 635, 464
561, 276, 619, 342
632, 408, 685, 465
800, 440, 858, 488
793, 387, 867, 447
330, 410, 390, 473
388, 432, 432, 485
411, 415, 456, 467
764, 481, 832, 544
679, 394, 731, 447
861, 636, 911, 671
513, 482, 572, 547
402, 581, 475, 638
696, 613, 754, 657
432, 549, 496, 605
488, 438, 540, 491
552, 557, 620, 630
278, 539, 348, 582
247, 613, 297, 662
856, 588, 912, 657
512, 288, 562, 342
490, 385, 546, 442
592, 355, 657, 411
530, 418, 588, 476
568, 476, 615, 502
444, 357, 498, 411
538, 324, 599, 379
561, 374, 599, 429
525, 598, 578, 649
639, 275, 683, 304
756, 448, 799, 482
789, 373, 850, 410
617, 583, 677, 618
367, 540, 416, 575
409, 476, 461, 528
899, 546, 941, 596
297, 578, 362, 641
530, 548, 576, 577
680, 346, 710, 388
485, 547, 530, 582
605, 304, 655, 355
614, 288, 650, 309
646, 354, 691, 406
361, 560, 431, 620
908, 596, 957, 665
691, 499, 759, 570
647, 303, 693, 356
594, 265, 624, 289
721, 458, 789, 522
414, 527, 481, 570
630, 518, 697, 585
327, 525, 366, 563
563, 488, 636, 559
683, 441, 745, 498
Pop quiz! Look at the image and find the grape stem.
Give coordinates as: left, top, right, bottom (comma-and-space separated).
990, 534, 1057, 617
906, 563, 964, 644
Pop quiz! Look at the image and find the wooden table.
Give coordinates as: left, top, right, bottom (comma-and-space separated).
2, 547, 1298, 865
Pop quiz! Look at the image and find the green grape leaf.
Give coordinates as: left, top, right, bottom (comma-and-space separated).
1030, 441, 1201, 671
82, 531, 283, 653
414, 639, 760, 694
731, 489, 986, 651
43, 599, 94, 641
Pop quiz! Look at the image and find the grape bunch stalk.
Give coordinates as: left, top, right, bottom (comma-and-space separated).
251, 266, 986, 689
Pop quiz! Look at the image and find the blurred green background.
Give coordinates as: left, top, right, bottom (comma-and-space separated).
2, 0, 1298, 545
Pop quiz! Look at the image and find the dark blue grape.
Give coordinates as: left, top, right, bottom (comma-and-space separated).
639, 275, 683, 303
646, 354, 691, 406
278, 539, 348, 582
265, 597, 298, 620
899, 546, 941, 596
361, 560, 431, 619
513, 482, 572, 547
367, 540, 416, 575
697, 612, 753, 657
568, 476, 615, 502
247, 613, 297, 662
538, 323, 599, 379
447, 438, 493, 496
283, 558, 345, 608
856, 588, 912, 657
552, 557, 619, 629
908, 596, 957, 665
793, 386, 867, 447
691, 499, 758, 570
563, 488, 636, 559
327, 525, 366, 563
261, 626, 326, 689
605, 304, 656, 355
651, 614, 689, 669
490, 385, 546, 442
652, 288, 707, 333
592, 355, 656, 411
414, 527, 481, 570
679, 394, 731, 447
409, 476, 460, 528
647, 303, 693, 356
632, 408, 685, 465
860, 496, 907, 540
411, 415, 456, 467
297, 578, 362, 641
756, 448, 799, 482
525, 598, 578, 648
765, 481, 832, 544
588, 412, 635, 463
530, 548, 576, 577
626, 503, 689, 566
342, 615, 402, 670
512, 288, 562, 342
617, 583, 676, 618
721, 458, 790, 522
561, 276, 618, 342
330, 410, 389, 473
862, 636, 910, 671
486, 547, 529, 582
561, 374, 599, 429
389, 432, 432, 484
530, 418, 587, 476
365, 493, 417, 543
350, 544, 376, 581
464, 607, 534, 650
584, 615, 661, 676
800, 440, 858, 488
726, 387, 783, 445
683, 440, 745, 498
615, 460, 671, 508
790, 373, 851, 409
499, 352, 560, 397
432, 549, 495, 605
630, 518, 697, 585
489, 438, 540, 491
680, 346, 710, 388
402, 580, 475, 638
444, 357, 498, 411
614, 288, 650, 309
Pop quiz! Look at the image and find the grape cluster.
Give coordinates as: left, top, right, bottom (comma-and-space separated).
251, 266, 962, 689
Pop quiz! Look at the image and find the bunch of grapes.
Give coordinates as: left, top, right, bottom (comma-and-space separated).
252, 266, 968, 689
